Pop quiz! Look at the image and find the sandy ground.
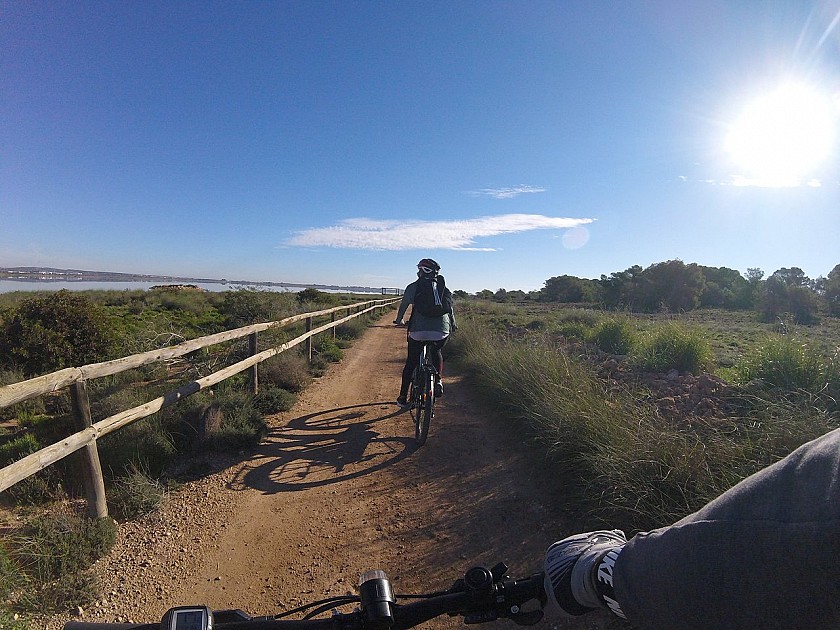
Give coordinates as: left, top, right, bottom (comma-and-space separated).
49, 311, 623, 630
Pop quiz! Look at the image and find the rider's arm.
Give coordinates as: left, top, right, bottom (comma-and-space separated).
544, 428, 840, 629
394, 283, 416, 324
614, 427, 840, 630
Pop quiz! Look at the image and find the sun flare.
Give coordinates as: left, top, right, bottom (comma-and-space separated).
725, 82, 837, 187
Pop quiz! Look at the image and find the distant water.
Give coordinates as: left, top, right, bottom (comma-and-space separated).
0, 280, 383, 295
0, 280, 293, 294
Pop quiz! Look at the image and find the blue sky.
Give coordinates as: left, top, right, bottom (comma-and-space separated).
2, 1, 839, 294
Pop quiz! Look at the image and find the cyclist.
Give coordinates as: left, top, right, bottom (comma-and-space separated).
542, 426, 840, 629
393, 258, 456, 407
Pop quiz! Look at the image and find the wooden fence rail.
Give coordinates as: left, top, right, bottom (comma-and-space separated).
0, 297, 400, 516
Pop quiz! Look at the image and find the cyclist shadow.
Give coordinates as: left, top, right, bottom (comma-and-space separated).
229, 402, 415, 494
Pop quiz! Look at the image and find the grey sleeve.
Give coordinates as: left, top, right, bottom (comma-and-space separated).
395, 283, 415, 322
613, 428, 840, 629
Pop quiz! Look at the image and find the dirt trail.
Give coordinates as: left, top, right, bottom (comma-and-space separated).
53, 312, 620, 630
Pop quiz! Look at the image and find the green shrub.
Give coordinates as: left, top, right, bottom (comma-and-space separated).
0, 609, 29, 629
0, 434, 62, 504
261, 353, 312, 392
734, 335, 828, 394
0, 370, 46, 423
0, 291, 115, 377
554, 320, 592, 341
98, 414, 176, 479
0, 545, 23, 601
253, 386, 296, 415
17, 570, 100, 615
335, 318, 367, 340
633, 322, 713, 374
107, 466, 166, 520
12, 514, 116, 583
316, 338, 343, 363
208, 391, 267, 450
589, 317, 637, 354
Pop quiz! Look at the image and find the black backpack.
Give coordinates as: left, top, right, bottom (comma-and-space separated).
413, 274, 453, 318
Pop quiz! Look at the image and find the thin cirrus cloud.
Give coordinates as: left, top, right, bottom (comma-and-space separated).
466, 185, 547, 199
286, 214, 595, 251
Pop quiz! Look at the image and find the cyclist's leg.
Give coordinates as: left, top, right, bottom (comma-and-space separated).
399, 337, 423, 401
613, 427, 840, 629
430, 336, 449, 374
431, 336, 449, 396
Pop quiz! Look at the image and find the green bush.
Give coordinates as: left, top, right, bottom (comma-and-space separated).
0, 291, 115, 377
260, 353, 312, 392
0, 545, 23, 601
12, 514, 116, 583
208, 391, 267, 450
17, 570, 100, 615
0, 370, 46, 423
316, 338, 344, 363
0, 434, 62, 504
0, 609, 28, 629
589, 316, 637, 355
253, 386, 296, 415
335, 318, 367, 340
107, 466, 166, 520
2, 513, 114, 617
98, 414, 176, 479
554, 320, 592, 341
633, 322, 713, 374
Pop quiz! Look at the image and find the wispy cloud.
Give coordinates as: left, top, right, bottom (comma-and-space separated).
678, 174, 824, 188
466, 185, 547, 199
286, 214, 594, 251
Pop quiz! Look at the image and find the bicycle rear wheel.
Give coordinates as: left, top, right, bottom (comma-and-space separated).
414, 370, 433, 446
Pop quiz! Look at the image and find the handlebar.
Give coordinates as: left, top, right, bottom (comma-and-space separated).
64, 563, 545, 630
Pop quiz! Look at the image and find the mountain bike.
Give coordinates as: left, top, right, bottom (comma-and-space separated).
64, 561, 546, 629
407, 341, 438, 446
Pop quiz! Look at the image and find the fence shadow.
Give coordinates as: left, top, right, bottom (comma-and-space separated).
228, 402, 414, 493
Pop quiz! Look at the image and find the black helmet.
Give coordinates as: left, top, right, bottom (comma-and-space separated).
417, 258, 440, 274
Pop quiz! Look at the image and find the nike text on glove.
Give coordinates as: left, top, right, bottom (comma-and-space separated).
543, 530, 627, 619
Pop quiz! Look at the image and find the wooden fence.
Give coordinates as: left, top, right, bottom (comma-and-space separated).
0, 297, 400, 517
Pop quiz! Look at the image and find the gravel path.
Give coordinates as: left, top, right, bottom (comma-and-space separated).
47, 313, 622, 630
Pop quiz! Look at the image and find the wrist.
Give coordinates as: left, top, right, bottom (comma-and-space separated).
573, 544, 627, 619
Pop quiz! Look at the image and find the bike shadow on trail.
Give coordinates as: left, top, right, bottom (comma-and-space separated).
228, 402, 415, 494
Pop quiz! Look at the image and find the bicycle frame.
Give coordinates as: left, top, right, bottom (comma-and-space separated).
408, 342, 438, 446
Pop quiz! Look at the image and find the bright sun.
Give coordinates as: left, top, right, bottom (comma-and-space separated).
725, 81, 838, 187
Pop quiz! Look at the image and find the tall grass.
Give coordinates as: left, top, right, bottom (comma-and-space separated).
633, 321, 714, 374
451, 318, 839, 531
588, 315, 638, 355
734, 334, 832, 394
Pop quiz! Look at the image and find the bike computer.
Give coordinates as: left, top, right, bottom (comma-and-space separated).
160, 605, 213, 630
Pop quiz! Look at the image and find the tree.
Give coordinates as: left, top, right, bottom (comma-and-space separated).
698, 266, 750, 309
598, 266, 643, 309
541, 275, 600, 303
761, 269, 820, 324
0, 290, 114, 377
823, 264, 840, 316
493, 288, 509, 302
636, 260, 706, 313
770, 267, 811, 288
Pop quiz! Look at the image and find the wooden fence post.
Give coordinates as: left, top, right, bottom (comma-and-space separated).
331, 312, 337, 340
70, 380, 108, 518
306, 316, 313, 361
248, 332, 259, 395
